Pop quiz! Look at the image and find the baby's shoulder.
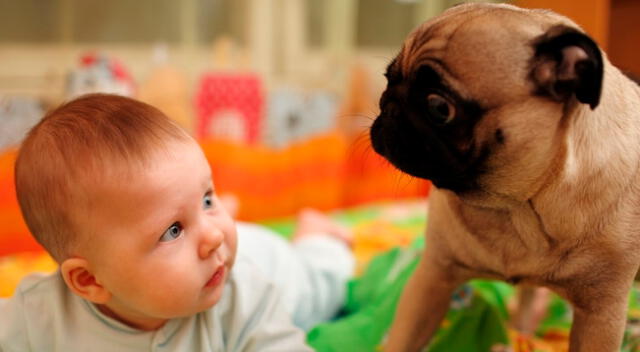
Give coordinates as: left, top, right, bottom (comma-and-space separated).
1, 271, 65, 312
16, 271, 63, 294
0, 272, 67, 350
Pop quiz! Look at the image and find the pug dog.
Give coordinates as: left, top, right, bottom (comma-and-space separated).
370, 3, 640, 352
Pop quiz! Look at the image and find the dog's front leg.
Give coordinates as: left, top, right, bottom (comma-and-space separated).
384, 251, 464, 352
567, 277, 633, 352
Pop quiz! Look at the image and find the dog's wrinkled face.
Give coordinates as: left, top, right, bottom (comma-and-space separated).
370, 4, 602, 198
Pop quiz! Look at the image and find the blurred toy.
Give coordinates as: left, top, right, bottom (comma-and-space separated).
195, 38, 263, 143
66, 52, 135, 99
0, 96, 43, 152
263, 88, 338, 148
196, 73, 263, 143
137, 44, 194, 134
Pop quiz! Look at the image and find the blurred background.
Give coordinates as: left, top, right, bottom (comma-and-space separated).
0, 0, 636, 101
0, 0, 638, 252
2, 2, 640, 348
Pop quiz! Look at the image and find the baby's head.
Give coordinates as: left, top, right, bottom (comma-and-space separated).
15, 94, 237, 330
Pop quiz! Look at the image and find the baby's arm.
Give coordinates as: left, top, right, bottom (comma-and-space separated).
237, 218, 354, 330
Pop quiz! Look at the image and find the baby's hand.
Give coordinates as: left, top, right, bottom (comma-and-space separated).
293, 208, 353, 248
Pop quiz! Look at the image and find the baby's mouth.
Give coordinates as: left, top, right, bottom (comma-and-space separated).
205, 266, 225, 288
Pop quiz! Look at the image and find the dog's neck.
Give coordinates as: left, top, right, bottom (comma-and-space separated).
559, 64, 640, 194
527, 63, 640, 240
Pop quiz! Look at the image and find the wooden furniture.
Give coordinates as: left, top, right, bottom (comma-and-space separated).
517, 0, 640, 77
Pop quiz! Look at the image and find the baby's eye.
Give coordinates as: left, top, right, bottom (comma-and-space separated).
159, 222, 183, 242
203, 193, 213, 209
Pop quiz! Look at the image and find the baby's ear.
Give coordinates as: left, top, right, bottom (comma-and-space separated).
60, 257, 111, 304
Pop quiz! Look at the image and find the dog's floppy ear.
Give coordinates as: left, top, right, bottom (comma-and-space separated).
531, 25, 603, 109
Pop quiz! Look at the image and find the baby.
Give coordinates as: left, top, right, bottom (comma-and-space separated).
0, 94, 354, 351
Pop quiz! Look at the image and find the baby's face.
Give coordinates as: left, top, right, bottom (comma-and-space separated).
77, 138, 237, 330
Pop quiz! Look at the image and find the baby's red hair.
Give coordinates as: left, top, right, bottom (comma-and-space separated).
15, 94, 191, 262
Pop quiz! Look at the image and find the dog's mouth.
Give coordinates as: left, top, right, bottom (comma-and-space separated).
371, 60, 490, 193
370, 112, 484, 193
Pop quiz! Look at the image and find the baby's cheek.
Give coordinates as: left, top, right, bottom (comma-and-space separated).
143, 262, 195, 293
226, 228, 239, 256
224, 240, 237, 269
142, 279, 198, 316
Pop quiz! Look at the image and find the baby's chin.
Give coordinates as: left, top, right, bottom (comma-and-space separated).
199, 272, 229, 310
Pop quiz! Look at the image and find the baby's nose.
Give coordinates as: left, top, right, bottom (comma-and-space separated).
198, 226, 224, 259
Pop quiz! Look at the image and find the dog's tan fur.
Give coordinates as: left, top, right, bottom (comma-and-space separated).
373, 4, 640, 352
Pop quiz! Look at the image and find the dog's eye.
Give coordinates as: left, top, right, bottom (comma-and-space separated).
426, 94, 455, 124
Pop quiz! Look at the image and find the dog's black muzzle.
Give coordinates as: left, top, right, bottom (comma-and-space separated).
370, 110, 480, 193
